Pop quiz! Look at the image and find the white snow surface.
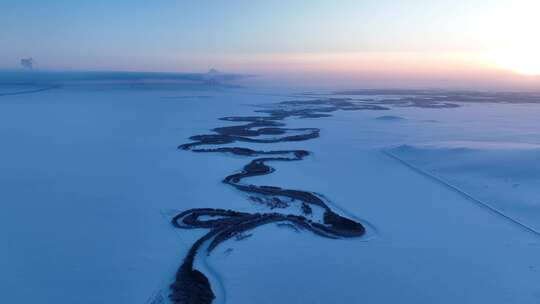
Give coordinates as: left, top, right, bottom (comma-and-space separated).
1, 84, 540, 303
389, 141, 540, 234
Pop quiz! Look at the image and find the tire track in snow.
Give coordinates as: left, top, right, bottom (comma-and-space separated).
383, 149, 540, 238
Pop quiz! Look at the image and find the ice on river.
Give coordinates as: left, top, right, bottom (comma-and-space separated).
1, 79, 540, 303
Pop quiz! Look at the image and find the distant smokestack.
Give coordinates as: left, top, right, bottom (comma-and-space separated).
20, 58, 34, 69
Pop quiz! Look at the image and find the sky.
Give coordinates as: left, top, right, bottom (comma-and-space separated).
1, 0, 539, 89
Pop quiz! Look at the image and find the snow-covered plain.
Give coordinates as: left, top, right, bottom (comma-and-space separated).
1, 79, 540, 303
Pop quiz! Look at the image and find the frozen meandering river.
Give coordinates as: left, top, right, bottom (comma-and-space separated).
1, 83, 540, 303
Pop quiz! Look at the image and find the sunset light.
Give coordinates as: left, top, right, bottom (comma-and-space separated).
488, 49, 540, 76
2, 2, 540, 303
479, 0, 540, 76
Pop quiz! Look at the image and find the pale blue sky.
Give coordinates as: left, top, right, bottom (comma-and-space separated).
1, 0, 537, 83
